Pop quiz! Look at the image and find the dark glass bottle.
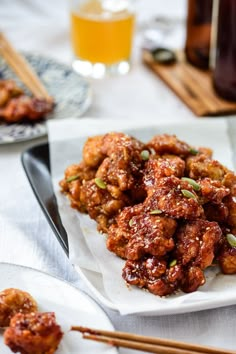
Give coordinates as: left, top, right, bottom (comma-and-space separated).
213, 0, 236, 101
185, 0, 213, 69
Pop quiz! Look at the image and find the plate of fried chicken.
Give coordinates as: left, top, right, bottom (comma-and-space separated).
40, 118, 236, 315
0, 262, 117, 354
0, 53, 91, 144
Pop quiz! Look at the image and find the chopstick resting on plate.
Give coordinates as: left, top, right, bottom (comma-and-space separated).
0, 32, 52, 101
71, 326, 236, 354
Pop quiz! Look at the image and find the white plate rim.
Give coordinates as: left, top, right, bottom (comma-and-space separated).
0, 262, 118, 353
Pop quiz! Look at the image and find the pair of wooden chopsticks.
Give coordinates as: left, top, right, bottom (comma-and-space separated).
0, 32, 52, 101
71, 326, 236, 354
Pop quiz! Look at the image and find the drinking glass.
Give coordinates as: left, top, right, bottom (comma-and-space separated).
69, 0, 135, 78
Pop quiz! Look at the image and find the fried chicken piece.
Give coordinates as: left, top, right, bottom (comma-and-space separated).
174, 220, 222, 269
0, 96, 53, 123
123, 256, 207, 295
223, 196, 236, 232
80, 179, 131, 232
0, 288, 38, 327
143, 157, 185, 195
59, 162, 96, 211
180, 266, 206, 293
82, 135, 105, 168
122, 256, 183, 296
198, 178, 230, 204
144, 176, 204, 220
204, 202, 229, 223
147, 134, 195, 157
0, 80, 23, 107
107, 204, 177, 260
218, 237, 236, 274
4, 312, 63, 354
101, 132, 145, 157
95, 133, 145, 192
186, 154, 236, 196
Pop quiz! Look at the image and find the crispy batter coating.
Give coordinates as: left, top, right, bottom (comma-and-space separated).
122, 256, 183, 296
0, 80, 22, 107
4, 312, 63, 354
82, 135, 105, 168
180, 266, 206, 293
122, 256, 207, 295
218, 241, 236, 274
0, 79, 53, 123
60, 132, 147, 232
143, 157, 185, 195
204, 202, 229, 223
0, 288, 38, 327
80, 179, 130, 232
144, 176, 204, 219
107, 204, 177, 260
197, 178, 230, 204
223, 196, 236, 231
0, 96, 53, 123
174, 220, 222, 269
96, 133, 145, 191
147, 134, 193, 157
186, 154, 236, 196
59, 162, 96, 211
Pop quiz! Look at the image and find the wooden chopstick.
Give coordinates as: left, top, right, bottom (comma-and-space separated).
71, 326, 236, 354
0, 32, 52, 101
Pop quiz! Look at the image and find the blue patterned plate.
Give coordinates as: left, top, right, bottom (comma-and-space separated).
0, 53, 91, 144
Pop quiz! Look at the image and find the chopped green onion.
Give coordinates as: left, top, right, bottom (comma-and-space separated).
226, 233, 236, 247
150, 209, 162, 215
181, 177, 201, 191
169, 259, 177, 267
141, 150, 150, 161
189, 148, 199, 155
181, 189, 196, 199
95, 177, 107, 189
66, 175, 79, 183
129, 219, 133, 227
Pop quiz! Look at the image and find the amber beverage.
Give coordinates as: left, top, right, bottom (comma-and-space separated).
213, 0, 236, 101
185, 0, 213, 69
70, 0, 135, 77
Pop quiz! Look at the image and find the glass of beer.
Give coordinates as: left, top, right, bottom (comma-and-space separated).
69, 0, 135, 78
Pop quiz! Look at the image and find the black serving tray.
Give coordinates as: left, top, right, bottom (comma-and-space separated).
21, 143, 69, 255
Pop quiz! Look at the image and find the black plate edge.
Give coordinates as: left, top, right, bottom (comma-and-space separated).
21, 143, 69, 256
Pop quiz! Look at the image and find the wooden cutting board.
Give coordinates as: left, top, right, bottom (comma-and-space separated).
142, 50, 236, 117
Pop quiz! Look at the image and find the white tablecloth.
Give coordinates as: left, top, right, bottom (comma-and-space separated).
1, 0, 236, 352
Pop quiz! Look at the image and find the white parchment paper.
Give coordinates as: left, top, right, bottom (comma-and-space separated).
48, 117, 236, 315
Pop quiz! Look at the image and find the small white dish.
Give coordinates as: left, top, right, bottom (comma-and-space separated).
0, 262, 117, 354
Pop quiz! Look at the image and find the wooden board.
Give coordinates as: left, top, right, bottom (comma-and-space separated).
143, 50, 236, 117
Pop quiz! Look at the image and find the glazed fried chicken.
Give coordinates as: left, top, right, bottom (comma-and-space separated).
4, 312, 63, 354
218, 241, 236, 274
122, 256, 183, 296
122, 219, 222, 295
0, 80, 23, 106
60, 132, 147, 232
174, 220, 222, 269
0, 79, 53, 123
0, 288, 38, 327
107, 204, 177, 260
147, 134, 194, 157
144, 176, 204, 220
186, 153, 236, 195
60, 131, 236, 297
80, 179, 130, 232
